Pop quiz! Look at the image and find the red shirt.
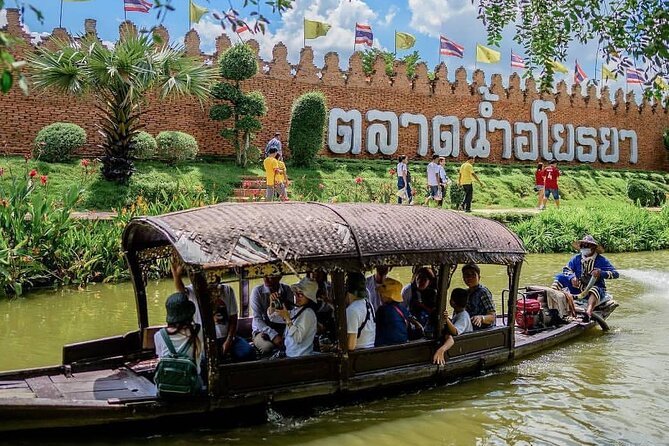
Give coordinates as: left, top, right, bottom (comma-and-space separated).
544, 165, 560, 189
534, 169, 545, 186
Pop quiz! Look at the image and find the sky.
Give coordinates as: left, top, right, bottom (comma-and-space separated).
1, 0, 639, 96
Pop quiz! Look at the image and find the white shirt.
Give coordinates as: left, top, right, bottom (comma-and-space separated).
397, 162, 407, 179
451, 309, 473, 335
212, 284, 238, 339
184, 285, 205, 353
347, 299, 376, 349
438, 165, 449, 184
154, 330, 202, 374
427, 162, 440, 186
284, 306, 317, 357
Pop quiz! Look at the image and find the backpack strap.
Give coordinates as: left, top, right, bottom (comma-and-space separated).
391, 304, 409, 327
291, 306, 308, 322
160, 328, 178, 356
357, 299, 375, 338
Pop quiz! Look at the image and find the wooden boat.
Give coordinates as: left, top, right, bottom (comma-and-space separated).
0, 202, 617, 433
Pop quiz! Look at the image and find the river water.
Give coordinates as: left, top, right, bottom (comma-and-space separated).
2, 252, 668, 445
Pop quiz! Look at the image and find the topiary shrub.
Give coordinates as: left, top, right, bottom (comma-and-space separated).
288, 91, 327, 167
132, 131, 157, 160
155, 131, 198, 163
449, 183, 465, 209
33, 122, 86, 162
627, 180, 656, 206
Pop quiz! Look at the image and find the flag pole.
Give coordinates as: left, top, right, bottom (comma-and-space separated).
59, 0, 63, 28
303, 17, 306, 49
188, 0, 191, 31
474, 42, 478, 70
394, 29, 396, 56
124, 0, 127, 21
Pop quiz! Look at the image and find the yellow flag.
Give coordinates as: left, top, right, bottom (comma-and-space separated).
304, 19, 331, 39
548, 60, 569, 74
602, 65, 618, 81
395, 32, 416, 50
475, 44, 500, 64
189, 0, 208, 24
655, 76, 669, 91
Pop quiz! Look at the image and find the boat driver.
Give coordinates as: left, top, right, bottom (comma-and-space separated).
552, 235, 619, 321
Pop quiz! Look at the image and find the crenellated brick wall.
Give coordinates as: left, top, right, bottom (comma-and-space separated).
2, 9, 668, 170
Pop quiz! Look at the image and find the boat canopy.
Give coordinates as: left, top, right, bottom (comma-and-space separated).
122, 202, 526, 276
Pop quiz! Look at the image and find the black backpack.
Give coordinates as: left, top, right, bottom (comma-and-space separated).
154, 329, 200, 397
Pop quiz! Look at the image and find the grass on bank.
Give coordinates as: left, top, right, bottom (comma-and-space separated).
2, 156, 669, 211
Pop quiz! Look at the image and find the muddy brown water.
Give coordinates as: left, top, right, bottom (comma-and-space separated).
1, 252, 667, 445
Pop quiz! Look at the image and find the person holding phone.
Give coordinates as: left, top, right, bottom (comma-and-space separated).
250, 275, 294, 355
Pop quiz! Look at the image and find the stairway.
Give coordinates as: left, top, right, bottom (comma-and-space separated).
231, 176, 266, 202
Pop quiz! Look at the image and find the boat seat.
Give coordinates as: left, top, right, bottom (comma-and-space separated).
142, 325, 165, 351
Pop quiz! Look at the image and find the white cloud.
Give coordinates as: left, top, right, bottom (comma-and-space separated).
381, 5, 397, 26
407, 0, 475, 37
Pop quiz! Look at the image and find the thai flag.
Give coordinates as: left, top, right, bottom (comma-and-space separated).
574, 60, 587, 85
440, 35, 464, 58
355, 23, 373, 47
626, 68, 644, 85
124, 0, 152, 13
511, 52, 525, 69
236, 24, 250, 34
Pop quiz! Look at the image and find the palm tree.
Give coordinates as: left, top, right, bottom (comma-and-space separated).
29, 32, 213, 182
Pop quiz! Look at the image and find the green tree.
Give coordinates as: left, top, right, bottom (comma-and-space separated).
288, 92, 327, 167
360, 49, 423, 79
474, 0, 669, 101
28, 32, 212, 182
209, 44, 267, 167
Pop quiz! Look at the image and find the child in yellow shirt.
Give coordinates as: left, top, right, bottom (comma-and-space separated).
274, 156, 288, 201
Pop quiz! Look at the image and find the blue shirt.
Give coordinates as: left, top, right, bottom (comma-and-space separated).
375, 302, 409, 346
466, 284, 496, 326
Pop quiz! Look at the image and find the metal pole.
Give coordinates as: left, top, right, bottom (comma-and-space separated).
59, 0, 63, 28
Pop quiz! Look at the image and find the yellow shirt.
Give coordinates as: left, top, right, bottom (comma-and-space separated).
274, 160, 286, 184
264, 157, 279, 186
459, 161, 474, 185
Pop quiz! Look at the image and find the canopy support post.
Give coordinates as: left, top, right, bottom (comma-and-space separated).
126, 251, 149, 330
191, 270, 219, 396
331, 270, 349, 386
507, 262, 523, 353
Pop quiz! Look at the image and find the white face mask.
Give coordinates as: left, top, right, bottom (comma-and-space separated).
580, 248, 593, 257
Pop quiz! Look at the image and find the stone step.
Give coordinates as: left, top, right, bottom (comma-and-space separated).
239, 175, 265, 182
233, 188, 265, 198
240, 179, 266, 188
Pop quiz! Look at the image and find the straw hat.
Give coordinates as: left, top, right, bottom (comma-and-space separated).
377, 277, 403, 303
572, 235, 604, 254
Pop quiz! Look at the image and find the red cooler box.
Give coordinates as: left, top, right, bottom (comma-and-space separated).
516, 298, 541, 329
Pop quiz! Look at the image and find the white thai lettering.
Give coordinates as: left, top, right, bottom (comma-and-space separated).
431, 115, 460, 157
366, 110, 398, 155
399, 113, 429, 156
327, 108, 362, 154
576, 127, 598, 162
619, 130, 638, 163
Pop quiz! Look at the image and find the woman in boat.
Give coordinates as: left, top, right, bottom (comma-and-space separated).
375, 277, 409, 346
346, 272, 376, 350
462, 263, 496, 329
552, 235, 619, 320
268, 277, 319, 357
154, 292, 202, 375
401, 267, 438, 334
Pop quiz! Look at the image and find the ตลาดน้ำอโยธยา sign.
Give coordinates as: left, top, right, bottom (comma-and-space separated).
327, 86, 638, 164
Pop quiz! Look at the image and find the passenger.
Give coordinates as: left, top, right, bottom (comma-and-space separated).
401, 267, 438, 333
172, 260, 253, 361
461, 263, 496, 329
375, 277, 410, 346
267, 277, 319, 357
309, 269, 335, 339
250, 275, 294, 355
154, 292, 203, 376
366, 265, 392, 311
345, 272, 376, 350
432, 288, 474, 365
553, 235, 619, 320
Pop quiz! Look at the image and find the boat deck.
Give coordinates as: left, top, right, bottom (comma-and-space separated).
0, 367, 156, 402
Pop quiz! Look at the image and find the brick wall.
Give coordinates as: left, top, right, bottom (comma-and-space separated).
2, 9, 668, 170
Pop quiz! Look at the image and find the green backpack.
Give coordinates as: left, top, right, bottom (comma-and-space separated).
154, 329, 201, 397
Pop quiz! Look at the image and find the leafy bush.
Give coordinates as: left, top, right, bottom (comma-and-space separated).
449, 183, 465, 209
288, 92, 327, 167
663, 128, 669, 151
155, 131, 198, 163
33, 122, 86, 162
132, 132, 157, 160
627, 179, 666, 207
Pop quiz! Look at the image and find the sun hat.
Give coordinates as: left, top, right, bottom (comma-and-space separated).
291, 277, 319, 303
377, 277, 403, 303
572, 235, 604, 253
165, 292, 196, 325
346, 272, 368, 300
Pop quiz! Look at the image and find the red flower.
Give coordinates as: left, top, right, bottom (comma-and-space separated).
388, 168, 396, 176
242, 180, 251, 188
354, 176, 364, 184
81, 159, 91, 168
29, 169, 37, 178
318, 183, 325, 190
40, 175, 48, 186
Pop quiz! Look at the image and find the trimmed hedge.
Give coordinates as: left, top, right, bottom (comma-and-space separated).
33, 122, 86, 162
627, 179, 667, 207
132, 132, 157, 160
288, 91, 327, 167
155, 131, 198, 163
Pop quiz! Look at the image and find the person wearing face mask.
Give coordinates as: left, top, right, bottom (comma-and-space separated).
552, 235, 619, 321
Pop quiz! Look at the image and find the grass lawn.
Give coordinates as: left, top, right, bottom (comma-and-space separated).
1, 155, 668, 211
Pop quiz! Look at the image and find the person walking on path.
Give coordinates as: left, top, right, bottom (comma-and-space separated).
458, 156, 482, 212
541, 159, 561, 210
263, 147, 282, 201
534, 163, 545, 209
264, 132, 282, 158
437, 157, 450, 207
424, 154, 442, 206
396, 155, 413, 205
